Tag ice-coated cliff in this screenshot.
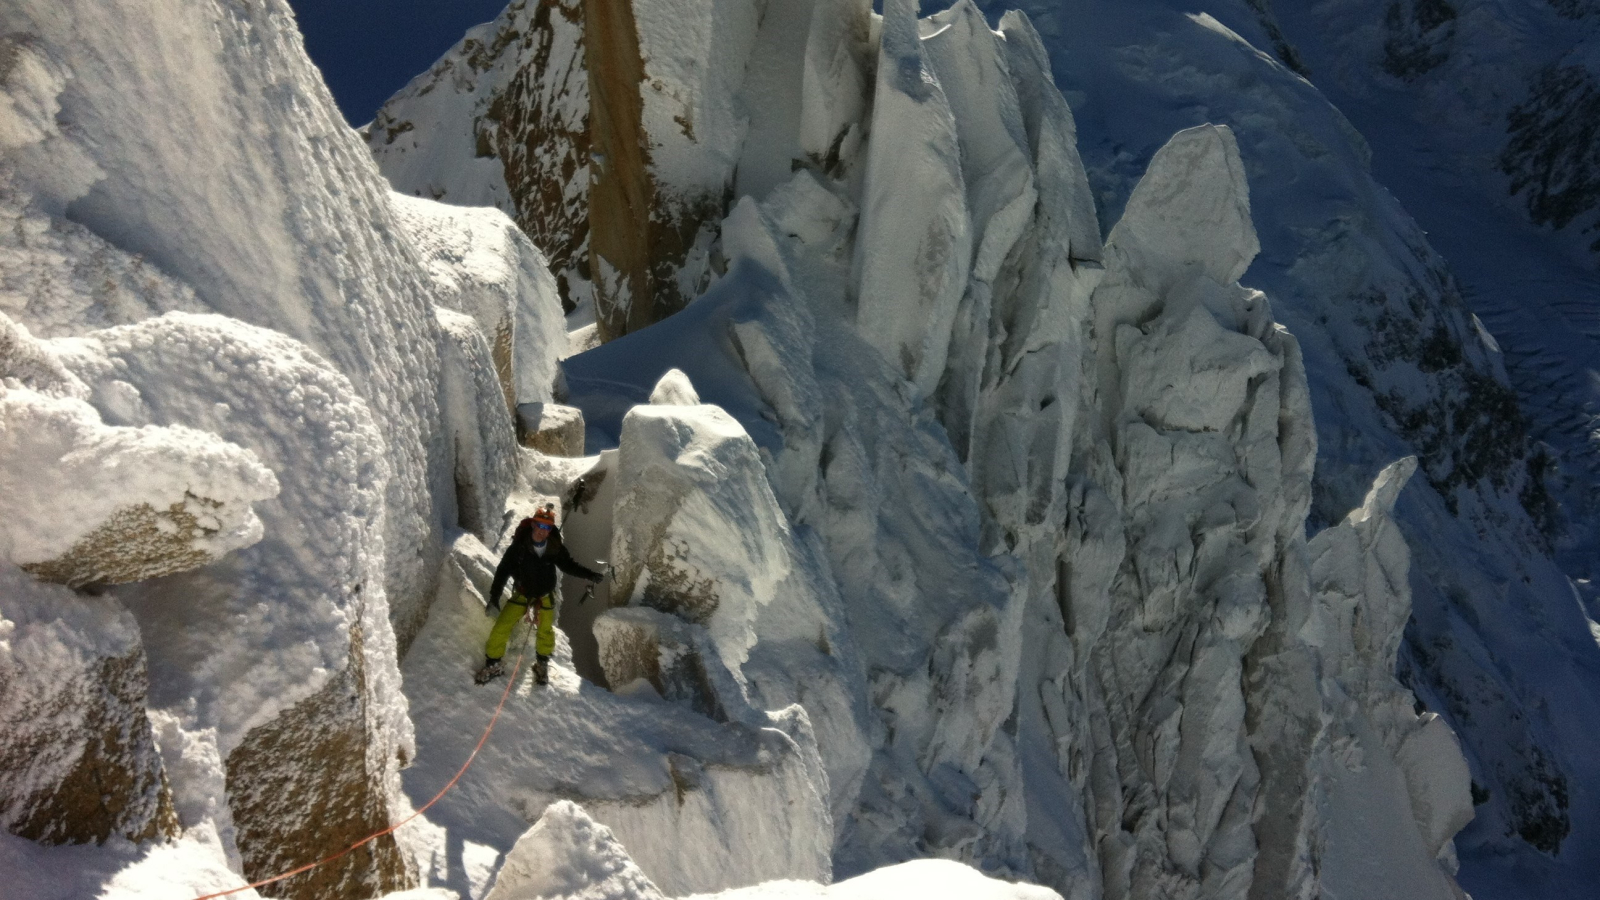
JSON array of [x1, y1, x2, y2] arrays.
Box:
[[0, 0, 559, 896]]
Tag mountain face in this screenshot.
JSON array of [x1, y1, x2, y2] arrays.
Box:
[[3, 1, 1593, 900]]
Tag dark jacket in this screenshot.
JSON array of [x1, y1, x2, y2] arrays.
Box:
[[488, 524, 601, 607]]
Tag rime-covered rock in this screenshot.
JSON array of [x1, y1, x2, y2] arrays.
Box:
[[435, 307, 518, 542], [55, 314, 415, 900], [0, 322, 277, 588], [0, 564, 178, 846], [517, 402, 587, 456], [392, 193, 567, 411]]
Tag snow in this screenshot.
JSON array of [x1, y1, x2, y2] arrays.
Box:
[[392, 192, 569, 408], [0, 381, 275, 577], [0, 0, 1524, 897], [851, 0, 972, 397]]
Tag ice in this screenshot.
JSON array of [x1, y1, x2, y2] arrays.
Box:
[[851, 0, 971, 397]]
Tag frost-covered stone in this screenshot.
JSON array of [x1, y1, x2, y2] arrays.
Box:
[[56, 315, 414, 900], [0, 564, 178, 845], [486, 801, 666, 900], [394, 193, 567, 410], [436, 307, 518, 542], [517, 402, 587, 456]]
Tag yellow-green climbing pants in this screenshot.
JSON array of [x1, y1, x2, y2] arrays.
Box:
[[486, 593, 557, 659]]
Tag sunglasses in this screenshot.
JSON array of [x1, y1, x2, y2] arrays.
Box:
[[532, 522, 553, 531]]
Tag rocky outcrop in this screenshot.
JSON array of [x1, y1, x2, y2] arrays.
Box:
[[392, 192, 568, 413], [0, 564, 178, 846], [608, 372, 872, 821], [225, 624, 410, 900], [517, 402, 586, 456], [435, 306, 519, 543]]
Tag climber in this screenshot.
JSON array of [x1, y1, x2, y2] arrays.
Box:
[[476, 503, 602, 686]]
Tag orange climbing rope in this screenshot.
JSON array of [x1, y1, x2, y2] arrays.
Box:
[[190, 616, 534, 900]]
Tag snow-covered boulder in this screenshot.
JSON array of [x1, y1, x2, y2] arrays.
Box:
[[393, 193, 566, 412], [1, 312, 277, 589], [0, 563, 178, 846], [486, 801, 665, 900], [611, 395, 784, 668], [518, 402, 587, 457], [609, 370, 872, 824]]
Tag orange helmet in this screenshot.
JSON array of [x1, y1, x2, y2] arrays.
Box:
[[531, 505, 557, 529]]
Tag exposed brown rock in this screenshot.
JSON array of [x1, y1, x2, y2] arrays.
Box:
[[585, 0, 654, 342], [515, 402, 585, 456], [484, 0, 593, 312], [22, 496, 232, 590], [0, 649, 179, 845], [593, 608, 727, 722], [225, 623, 411, 900]]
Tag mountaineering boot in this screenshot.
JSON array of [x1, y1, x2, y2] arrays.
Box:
[[534, 655, 550, 686], [475, 658, 505, 685]]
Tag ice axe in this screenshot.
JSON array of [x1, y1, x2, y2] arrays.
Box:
[[580, 560, 610, 605]]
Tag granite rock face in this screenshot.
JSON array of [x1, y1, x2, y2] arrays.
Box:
[[0, 565, 179, 847]]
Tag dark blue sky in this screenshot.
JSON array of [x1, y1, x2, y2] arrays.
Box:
[[286, 0, 509, 125]]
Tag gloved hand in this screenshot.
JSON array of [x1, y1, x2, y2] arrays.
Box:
[[485, 600, 500, 618]]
